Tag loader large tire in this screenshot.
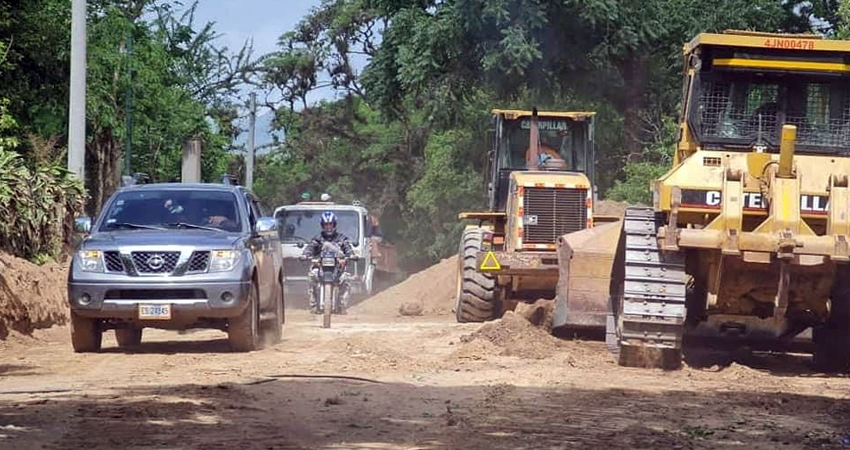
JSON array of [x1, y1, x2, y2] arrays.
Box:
[[813, 274, 850, 372], [455, 228, 499, 323]]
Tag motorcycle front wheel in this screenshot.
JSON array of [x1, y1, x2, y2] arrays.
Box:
[[323, 283, 334, 329]]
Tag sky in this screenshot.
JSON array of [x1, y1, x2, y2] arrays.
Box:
[[192, 0, 321, 58], [191, 0, 325, 151]]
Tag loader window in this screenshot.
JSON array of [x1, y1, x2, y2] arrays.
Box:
[[692, 71, 850, 152], [499, 118, 588, 172]]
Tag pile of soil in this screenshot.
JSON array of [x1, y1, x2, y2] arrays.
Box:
[[353, 255, 457, 317], [0, 252, 69, 339], [595, 200, 630, 217], [456, 311, 563, 360]]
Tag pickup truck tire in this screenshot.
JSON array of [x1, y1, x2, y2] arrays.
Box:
[[115, 328, 143, 348], [262, 277, 284, 345], [455, 228, 499, 323], [70, 311, 102, 353], [229, 280, 262, 352]]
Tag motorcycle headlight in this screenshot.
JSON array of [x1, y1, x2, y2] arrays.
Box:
[[78, 250, 104, 273], [321, 257, 336, 267], [210, 250, 240, 273]]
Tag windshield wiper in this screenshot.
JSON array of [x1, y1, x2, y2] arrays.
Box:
[[106, 222, 165, 231], [163, 222, 223, 232]]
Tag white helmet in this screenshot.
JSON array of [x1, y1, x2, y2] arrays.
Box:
[[320, 193, 332, 202]]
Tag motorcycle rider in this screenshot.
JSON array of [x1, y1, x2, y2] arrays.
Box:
[[299, 211, 354, 314]]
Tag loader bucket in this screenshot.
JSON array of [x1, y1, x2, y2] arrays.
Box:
[[552, 220, 623, 331]]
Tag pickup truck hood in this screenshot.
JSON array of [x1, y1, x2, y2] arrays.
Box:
[[83, 230, 243, 249]]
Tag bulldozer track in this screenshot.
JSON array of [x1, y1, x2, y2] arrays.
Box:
[[616, 207, 687, 369]]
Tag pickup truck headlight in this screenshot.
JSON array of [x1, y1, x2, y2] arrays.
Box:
[[78, 250, 104, 272], [210, 250, 240, 273]]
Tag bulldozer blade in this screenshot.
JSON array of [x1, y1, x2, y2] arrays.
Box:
[[552, 220, 623, 331]]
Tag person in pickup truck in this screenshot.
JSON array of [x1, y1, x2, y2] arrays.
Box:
[[202, 201, 239, 231], [299, 211, 354, 314]]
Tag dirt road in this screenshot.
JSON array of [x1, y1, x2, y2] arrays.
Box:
[[1, 305, 850, 450]]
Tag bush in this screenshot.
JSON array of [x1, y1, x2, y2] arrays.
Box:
[[606, 161, 670, 206], [0, 147, 86, 261]]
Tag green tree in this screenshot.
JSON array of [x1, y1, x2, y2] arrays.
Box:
[[253, 0, 839, 269]]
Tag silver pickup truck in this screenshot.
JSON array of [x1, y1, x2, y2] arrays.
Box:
[[67, 182, 284, 352]]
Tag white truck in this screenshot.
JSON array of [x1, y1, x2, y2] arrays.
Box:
[[273, 200, 398, 307]]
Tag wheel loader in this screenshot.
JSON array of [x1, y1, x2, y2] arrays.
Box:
[[455, 108, 604, 322], [556, 30, 850, 372]]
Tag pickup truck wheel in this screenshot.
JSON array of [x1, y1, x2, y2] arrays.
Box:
[[262, 277, 284, 345], [70, 311, 102, 353], [115, 328, 143, 348], [229, 281, 262, 352]]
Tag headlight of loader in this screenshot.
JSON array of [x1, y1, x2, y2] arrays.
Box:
[[78, 250, 104, 272], [210, 250, 240, 273]]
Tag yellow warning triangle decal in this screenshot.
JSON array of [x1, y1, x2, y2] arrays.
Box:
[[480, 251, 501, 271]]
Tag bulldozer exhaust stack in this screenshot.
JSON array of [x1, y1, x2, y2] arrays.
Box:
[[779, 124, 796, 179]]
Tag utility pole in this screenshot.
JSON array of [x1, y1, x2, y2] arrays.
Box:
[[181, 138, 201, 183], [246, 92, 256, 190], [68, 0, 87, 181], [124, 32, 133, 177]]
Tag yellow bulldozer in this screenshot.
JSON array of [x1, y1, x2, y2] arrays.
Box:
[[455, 108, 599, 322], [557, 30, 850, 372]]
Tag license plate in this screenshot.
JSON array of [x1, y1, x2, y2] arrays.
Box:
[[138, 304, 172, 320]]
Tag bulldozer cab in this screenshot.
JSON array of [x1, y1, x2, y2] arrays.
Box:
[[681, 31, 850, 159], [487, 110, 596, 211]]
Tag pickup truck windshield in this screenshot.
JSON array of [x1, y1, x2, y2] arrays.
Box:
[[276, 210, 360, 243], [100, 190, 243, 232]]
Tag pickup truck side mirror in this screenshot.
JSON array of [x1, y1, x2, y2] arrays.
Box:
[[254, 216, 277, 233], [74, 216, 92, 234]]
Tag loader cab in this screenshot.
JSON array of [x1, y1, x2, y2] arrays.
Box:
[[487, 110, 596, 211]]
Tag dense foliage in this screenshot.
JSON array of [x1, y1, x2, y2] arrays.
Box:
[[1, 0, 848, 267], [0, 101, 85, 261], [0, 0, 248, 259], [252, 0, 846, 269]]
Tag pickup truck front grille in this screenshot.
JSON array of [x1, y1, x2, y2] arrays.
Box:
[[186, 251, 211, 273], [104, 251, 125, 273], [523, 187, 588, 244], [131, 251, 180, 274]]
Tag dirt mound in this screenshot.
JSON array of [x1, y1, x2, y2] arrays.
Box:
[[595, 200, 629, 217], [398, 301, 424, 316], [353, 255, 457, 317], [0, 253, 69, 339], [455, 311, 562, 359]]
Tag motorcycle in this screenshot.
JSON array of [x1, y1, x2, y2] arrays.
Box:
[[310, 242, 357, 328]]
